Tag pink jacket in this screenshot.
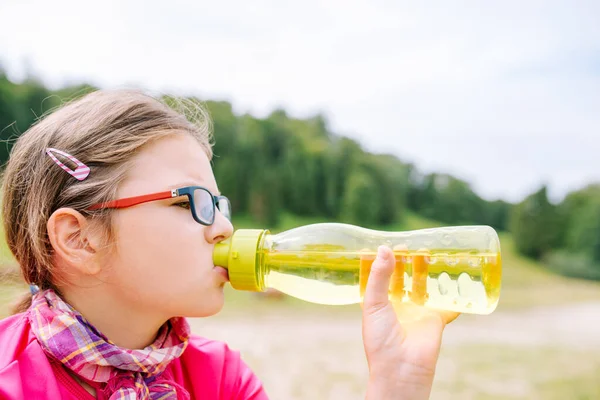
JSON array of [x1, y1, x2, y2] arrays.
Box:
[[0, 312, 268, 399]]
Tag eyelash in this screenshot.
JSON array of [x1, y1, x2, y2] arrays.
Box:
[[174, 201, 191, 209]]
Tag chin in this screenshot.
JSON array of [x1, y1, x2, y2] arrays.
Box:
[[180, 292, 225, 318]]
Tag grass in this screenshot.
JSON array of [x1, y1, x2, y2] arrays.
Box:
[[2, 212, 600, 398], [0, 221, 14, 267], [231, 209, 441, 233], [3, 211, 600, 316], [192, 303, 600, 399], [0, 282, 27, 317], [0, 221, 27, 318], [495, 232, 600, 310], [433, 344, 600, 400], [212, 212, 600, 398], [230, 211, 600, 312]]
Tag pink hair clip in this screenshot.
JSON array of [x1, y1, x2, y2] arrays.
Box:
[[46, 148, 90, 181]]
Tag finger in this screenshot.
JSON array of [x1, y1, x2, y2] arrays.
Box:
[[362, 245, 395, 311], [440, 311, 460, 325]]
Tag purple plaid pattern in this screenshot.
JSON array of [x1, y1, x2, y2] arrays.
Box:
[[29, 289, 191, 399]]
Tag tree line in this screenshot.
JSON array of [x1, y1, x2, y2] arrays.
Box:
[[1, 70, 598, 279]]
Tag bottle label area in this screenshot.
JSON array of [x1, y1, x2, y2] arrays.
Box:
[[263, 250, 501, 314]]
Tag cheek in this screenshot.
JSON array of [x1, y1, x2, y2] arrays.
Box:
[[107, 207, 224, 317], [110, 207, 209, 286]]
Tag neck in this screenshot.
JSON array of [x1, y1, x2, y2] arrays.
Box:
[[59, 286, 167, 350]]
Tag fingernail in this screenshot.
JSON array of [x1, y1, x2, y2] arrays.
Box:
[[377, 246, 389, 260]]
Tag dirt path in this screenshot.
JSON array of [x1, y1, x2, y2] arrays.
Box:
[[442, 302, 600, 349], [187, 302, 600, 399], [190, 301, 600, 350]]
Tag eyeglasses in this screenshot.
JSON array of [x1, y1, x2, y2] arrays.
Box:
[[88, 186, 231, 226]]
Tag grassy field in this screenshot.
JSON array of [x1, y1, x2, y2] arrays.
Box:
[[230, 211, 600, 312], [1, 212, 600, 398]]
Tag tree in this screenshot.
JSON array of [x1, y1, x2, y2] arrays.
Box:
[[559, 184, 600, 263], [510, 186, 563, 259], [341, 167, 381, 227]]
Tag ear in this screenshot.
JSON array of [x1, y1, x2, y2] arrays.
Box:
[[47, 208, 103, 276]]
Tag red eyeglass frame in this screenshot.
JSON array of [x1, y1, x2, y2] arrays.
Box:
[[87, 186, 231, 226]]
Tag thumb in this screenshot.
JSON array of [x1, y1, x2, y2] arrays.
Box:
[[362, 245, 395, 312]]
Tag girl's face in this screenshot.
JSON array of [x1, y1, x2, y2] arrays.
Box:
[[103, 134, 234, 318]]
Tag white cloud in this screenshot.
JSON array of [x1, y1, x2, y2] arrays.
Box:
[[0, 0, 598, 202]]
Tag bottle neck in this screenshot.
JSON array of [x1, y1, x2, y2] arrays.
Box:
[[256, 232, 272, 291], [222, 228, 270, 292]]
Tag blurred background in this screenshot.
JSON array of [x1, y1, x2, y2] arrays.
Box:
[[1, 1, 599, 398]]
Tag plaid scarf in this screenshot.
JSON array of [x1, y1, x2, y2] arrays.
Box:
[[29, 289, 191, 400]]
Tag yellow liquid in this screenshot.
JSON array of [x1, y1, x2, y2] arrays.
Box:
[[261, 250, 501, 314]]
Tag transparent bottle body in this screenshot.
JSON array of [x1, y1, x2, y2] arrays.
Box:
[[257, 223, 502, 314]]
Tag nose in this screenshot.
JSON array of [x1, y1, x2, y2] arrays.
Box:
[[205, 210, 234, 244]]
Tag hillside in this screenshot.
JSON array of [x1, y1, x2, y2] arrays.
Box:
[[3, 212, 599, 317]]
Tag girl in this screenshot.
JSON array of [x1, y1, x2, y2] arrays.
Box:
[[0, 89, 457, 399]]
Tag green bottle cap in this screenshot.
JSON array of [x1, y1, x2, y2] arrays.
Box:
[[213, 229, 267, 292]]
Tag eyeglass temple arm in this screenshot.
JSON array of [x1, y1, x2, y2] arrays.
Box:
[[88, 190, 177, 210]]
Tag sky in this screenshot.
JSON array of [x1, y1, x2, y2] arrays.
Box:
[[0, 0, 598, 203]]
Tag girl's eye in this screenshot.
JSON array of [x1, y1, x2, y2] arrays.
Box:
[[174, 201, 191, 210]]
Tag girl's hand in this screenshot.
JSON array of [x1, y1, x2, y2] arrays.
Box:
[[362, 246, 459, 399]]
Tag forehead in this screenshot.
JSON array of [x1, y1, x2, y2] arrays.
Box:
[[118, 134, 218, 197]]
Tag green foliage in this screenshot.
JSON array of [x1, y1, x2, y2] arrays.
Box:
[[543, 250, 600, 281], [2, 67, 600, 281], [408, 173, 510, 230], [559, 185, 600, 261], [341, 166, 380, 226], [0, 71, 96, 166], [510, 186, 563, 259], [509, 182, 600, 279], [567, 202, 600, 262]]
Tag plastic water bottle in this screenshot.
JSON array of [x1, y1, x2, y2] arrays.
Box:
[[213, 223, 502, 314]]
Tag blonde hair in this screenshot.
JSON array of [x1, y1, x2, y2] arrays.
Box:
[[1, 89, 213, 313]]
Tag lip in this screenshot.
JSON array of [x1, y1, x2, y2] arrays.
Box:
[[213, 266, 229, 282]]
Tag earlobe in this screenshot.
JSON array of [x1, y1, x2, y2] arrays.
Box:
[[47, 208, 101, 276]]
